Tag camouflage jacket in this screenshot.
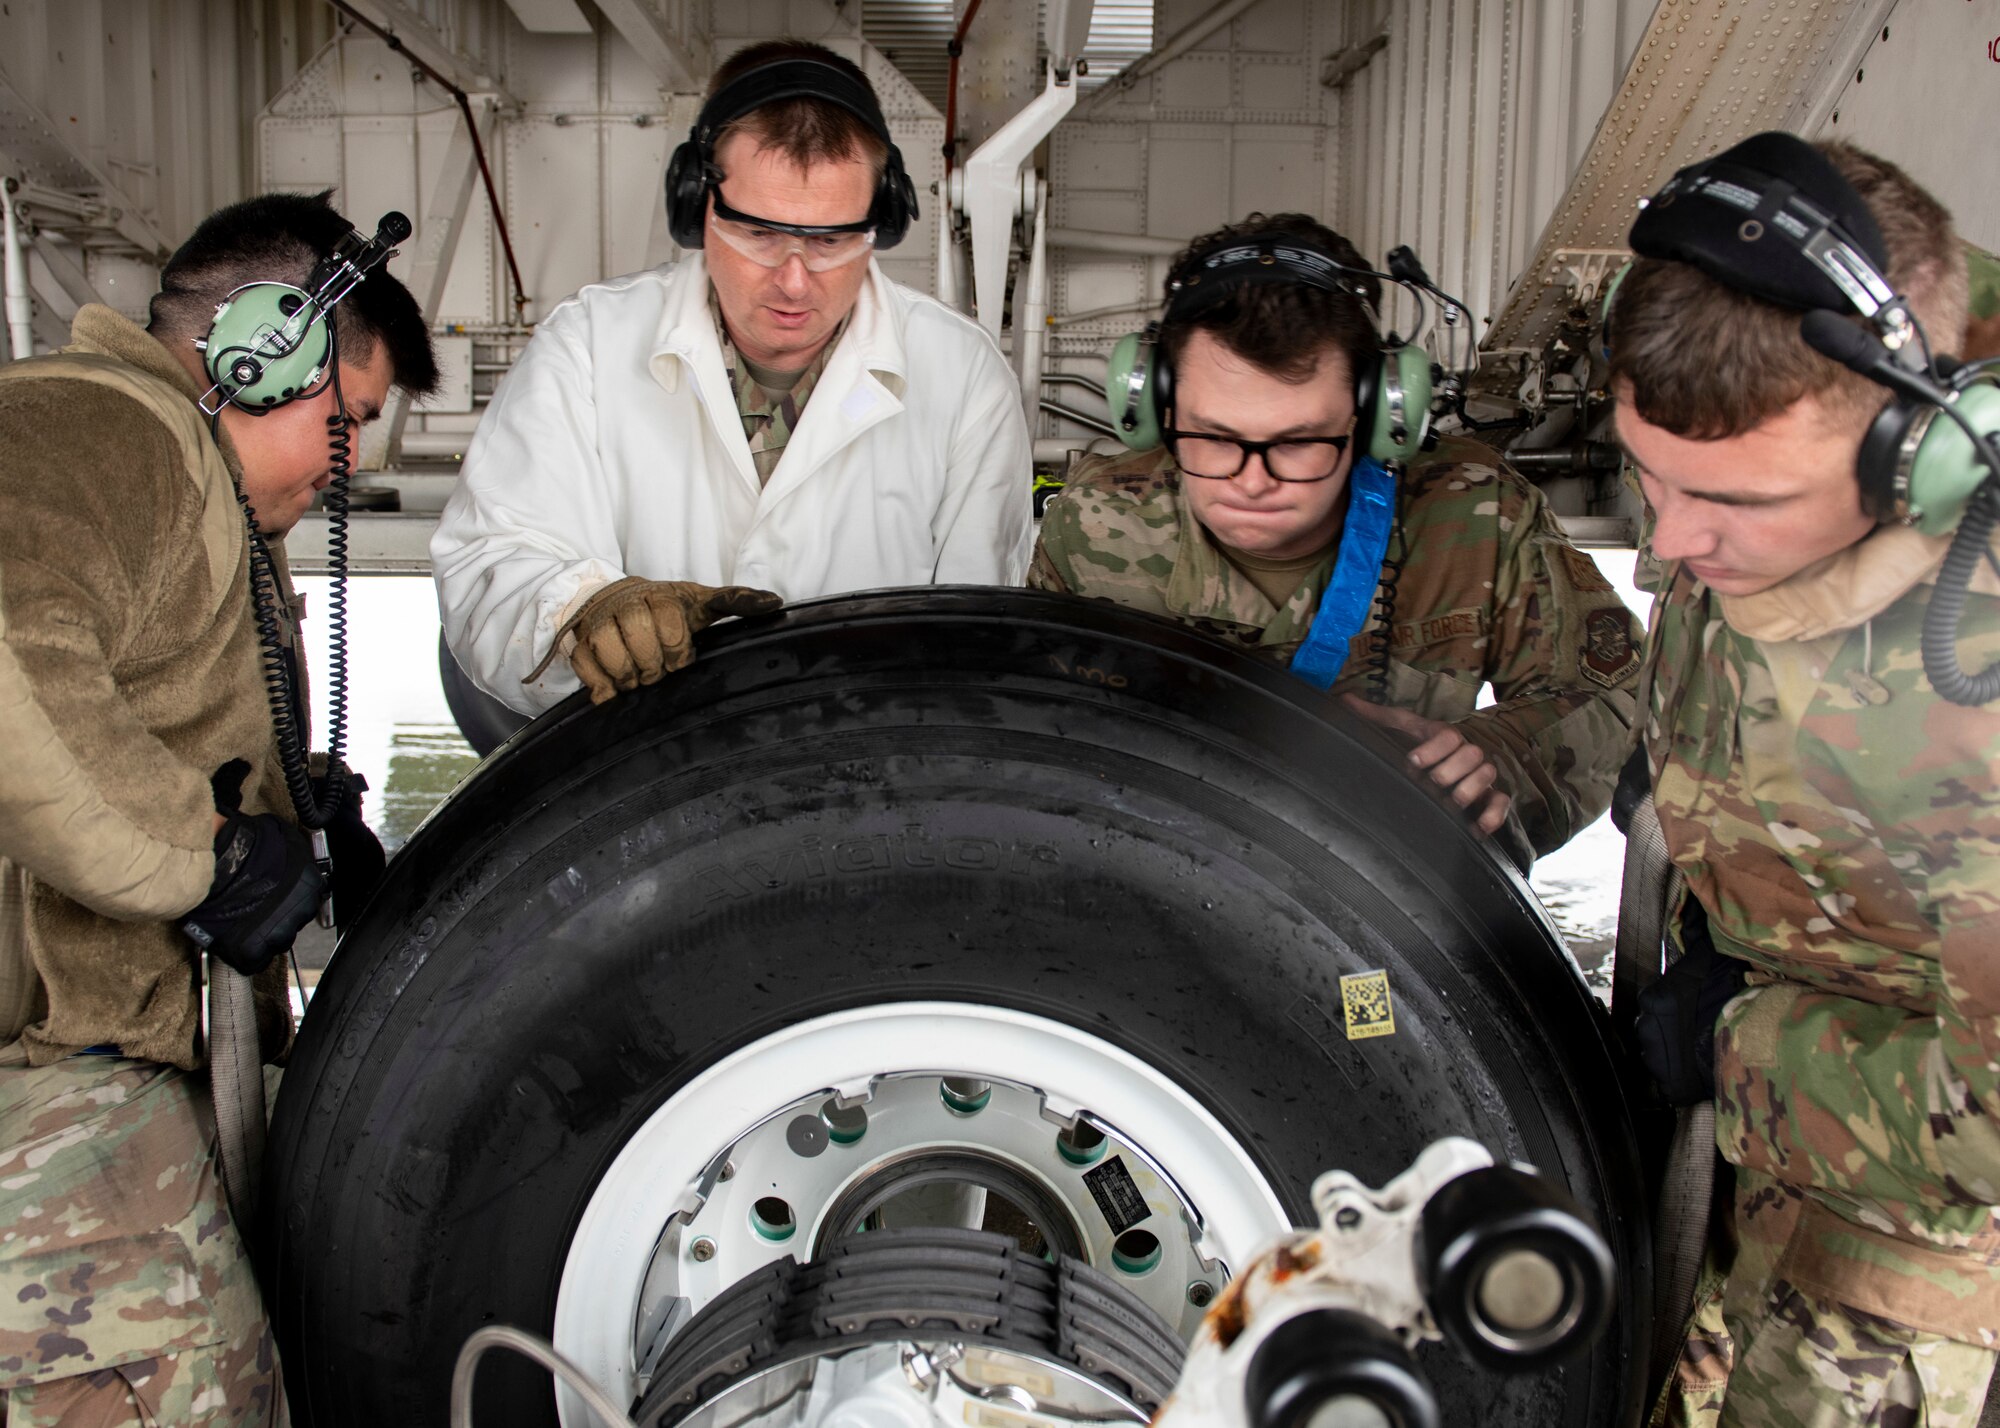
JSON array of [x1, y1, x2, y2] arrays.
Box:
[[1030, 439, 1643, 856], [0, 307, 294, 1070], [1643, 523, 2000, 1313]]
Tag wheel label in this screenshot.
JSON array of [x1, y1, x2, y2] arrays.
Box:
[[1340, 969, 1397, 1040], [1083, 1155, 1152, 1234]]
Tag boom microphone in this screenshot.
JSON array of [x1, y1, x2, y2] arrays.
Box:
[[1799, 309, 1940, 404], [1386, 245, 1433, 289]]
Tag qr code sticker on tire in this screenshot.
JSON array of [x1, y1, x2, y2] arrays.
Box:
[[1340, 969, 1396, 1040]]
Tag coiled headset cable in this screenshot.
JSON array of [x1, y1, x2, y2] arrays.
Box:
[[1364, 488, 1410, 704], [216, 319, 353, 832]]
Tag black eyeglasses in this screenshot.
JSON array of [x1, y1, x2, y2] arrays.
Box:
[[1164, 429, 1353, 482]]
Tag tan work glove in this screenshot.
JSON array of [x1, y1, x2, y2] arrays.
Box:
[[524, 577, 783, 704]]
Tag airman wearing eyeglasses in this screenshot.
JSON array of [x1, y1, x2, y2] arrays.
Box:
[[434, 40, 1032, 713], [1030, 214, 1642, 861]]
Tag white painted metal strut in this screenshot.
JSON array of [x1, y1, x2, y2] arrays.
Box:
[[960, 61, 1079, 340], [2, 182, 30, 361]]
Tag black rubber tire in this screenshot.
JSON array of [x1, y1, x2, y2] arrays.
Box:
[[636, 1227, 1185, 1426], [264, 588, 1649, 1428]]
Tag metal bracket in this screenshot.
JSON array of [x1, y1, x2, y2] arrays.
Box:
[[1547, 248, 1630, 308]]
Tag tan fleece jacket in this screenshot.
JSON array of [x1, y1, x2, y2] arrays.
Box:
[[0, 306, 295, 1069]]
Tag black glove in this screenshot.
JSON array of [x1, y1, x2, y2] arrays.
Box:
[[313, 769, 386, 929], [181, 761, 326, 975], [1632, 902, 1747, 1105], [1610, 745, 1651, 836]]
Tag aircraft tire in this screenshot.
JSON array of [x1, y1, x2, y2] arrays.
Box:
[[264, 588, 1648, 1428]]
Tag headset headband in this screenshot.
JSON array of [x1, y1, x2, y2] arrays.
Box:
[[1166, 241, 1381, 326], [696, 58, 892, 150], [1630, 131, 1909, 344]]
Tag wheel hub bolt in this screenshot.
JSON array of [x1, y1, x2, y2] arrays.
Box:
[[691, 1237, 716, 1262], [940, 1077, 992, 1115]]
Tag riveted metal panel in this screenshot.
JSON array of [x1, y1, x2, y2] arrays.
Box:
[[1480, 0, 1896, 364], [342, 116, 426, 232], [505, 113, 603, 315], [1146, 131, 1228, 237], [1233, 3, 1302, 54], [1227, 128, 1319, 218], [261, 117, 345, 194], [438, 149, 498, 326], [1814, 6, 2000, 250], [1156, 50, 1234, 110], [1232, 53, 1309, 115], [599, 119, 668, 278], [1044, 0, 1345, 386]]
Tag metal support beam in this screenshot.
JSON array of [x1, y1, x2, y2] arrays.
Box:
[[28, 298, 66, 353], [0, 68, 172, 259], [26, 262, 81, 329], [335, 0, 505, 95], [502, 0, 592, 32], [1479, 0, 1899, 369], [27, 232, 104, 311], [363, 96, 491, 469], [1089, 0, 1268, 107], [591, 0, 708, 91]]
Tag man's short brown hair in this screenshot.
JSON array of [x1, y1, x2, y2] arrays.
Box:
[[1609, 141, 1968, 438], [708, 41, 888, 177], [1160, 213, 1381, 391]]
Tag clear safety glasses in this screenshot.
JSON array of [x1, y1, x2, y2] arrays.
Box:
[[708, 194, 876, 272]]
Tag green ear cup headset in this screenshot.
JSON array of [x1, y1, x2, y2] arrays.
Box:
[[1105, 239, 1436, 464], [1617, 132, 1998, 534], [196, 211, 412, 416], [198, 283, 336, 414], [197, 211, 412, 869], [1619, 129, 2000, 706]]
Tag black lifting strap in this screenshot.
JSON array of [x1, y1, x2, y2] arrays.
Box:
[[1611, 748, 1716, 1392]]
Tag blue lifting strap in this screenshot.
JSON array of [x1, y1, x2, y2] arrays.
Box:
[[1288, 456, 1396, 690]]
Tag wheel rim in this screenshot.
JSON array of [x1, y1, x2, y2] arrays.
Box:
[[552, 1002, 1288, 1422]]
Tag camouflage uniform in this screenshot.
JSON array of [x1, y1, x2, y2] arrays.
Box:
[[1641, 523, 2000, 1427], [1029, 438, 1643, 856], [0, 1059, 276, 1427], [720, 316, 842, 486]]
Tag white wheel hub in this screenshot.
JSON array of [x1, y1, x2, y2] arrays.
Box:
[[553, 1003, 1287, 1423]]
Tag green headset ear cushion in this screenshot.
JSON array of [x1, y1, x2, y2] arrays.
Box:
[[205, 283, 332, 410], [1366, 343, 1434, 464], [1906, 380, 2000, 535], [1598, 261, 1633, 362], [1107, 329, 1165, 451]]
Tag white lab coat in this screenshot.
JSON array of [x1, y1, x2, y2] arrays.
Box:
[[433, 254, 1033, 713]]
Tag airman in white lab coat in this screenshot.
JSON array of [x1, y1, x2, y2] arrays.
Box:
[[435, 40, 1031, 714]]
